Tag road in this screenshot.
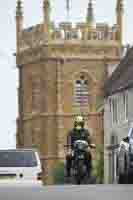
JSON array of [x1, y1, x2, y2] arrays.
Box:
[[0, 185, 133, 200]]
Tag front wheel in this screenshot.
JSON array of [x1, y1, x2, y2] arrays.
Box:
[[74, 159, 86, 184]]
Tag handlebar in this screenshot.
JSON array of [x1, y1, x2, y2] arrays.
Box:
[[64, 144, 72, 148], [89, 144, 96, 149], [64, 143, 96, 148]]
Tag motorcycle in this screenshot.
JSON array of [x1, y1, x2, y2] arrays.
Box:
[[71, 140, 95, 184]]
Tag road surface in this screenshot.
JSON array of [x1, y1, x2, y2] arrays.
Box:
[[0, 184, 133, 200]]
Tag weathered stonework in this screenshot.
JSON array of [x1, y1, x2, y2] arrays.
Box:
[[16, 0, 123, 184]]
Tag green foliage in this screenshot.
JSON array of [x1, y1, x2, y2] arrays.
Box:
[[92, 145, 104, 184], [53, 161, 65, 184], [53, 146, 104, 184]]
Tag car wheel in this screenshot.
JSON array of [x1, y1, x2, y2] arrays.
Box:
[[117, 153, 128, 184], [118, 173, 127, 184]]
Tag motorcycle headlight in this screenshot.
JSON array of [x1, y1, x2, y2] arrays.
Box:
[[74, 140, 88, 150], [78, 143, 84, 150]]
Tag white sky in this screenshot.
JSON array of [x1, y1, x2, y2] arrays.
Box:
[[0, 0, 133, 148]]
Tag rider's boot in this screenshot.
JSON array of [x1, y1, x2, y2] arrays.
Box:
[[85, 153, 92, 177], [65, 154, 72, 177]]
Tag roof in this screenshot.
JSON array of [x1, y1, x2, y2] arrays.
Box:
[[104, 46, 133, 97], [0, 148, 38, 152]]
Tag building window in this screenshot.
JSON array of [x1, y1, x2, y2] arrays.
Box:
[[87, 32, 91, 40], [111, 98, 118, 124], [97, 31, 104, 40], [65, 31, 71, 40], [109, 133, 118, 183], [72, 31, 78, 39], [92, 32, 98, 40], [123, 92, 128, 121], [74, 75, 89, 107], [109, 98, 112, 112]]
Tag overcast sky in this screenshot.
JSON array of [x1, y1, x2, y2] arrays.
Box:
[[0, 0, 133, 149]]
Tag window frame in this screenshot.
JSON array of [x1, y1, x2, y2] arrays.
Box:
[[110, 97, 118, 125], [74, 77, 89, 107], [123, 91, 128, 122]]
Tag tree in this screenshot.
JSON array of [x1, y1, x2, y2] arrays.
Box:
[[53, 161, 65, 184], [92, 145, 104, 184]]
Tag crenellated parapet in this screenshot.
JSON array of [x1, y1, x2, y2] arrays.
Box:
[[17, 21, 119, 53], [57, 22, 118, 41], [15, 0, 123, 54], [19, 24, 44, 51]]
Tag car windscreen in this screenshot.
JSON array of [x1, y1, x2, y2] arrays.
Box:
[[0, 151, 37, 167]]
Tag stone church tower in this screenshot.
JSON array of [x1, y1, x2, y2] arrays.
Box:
[[16, 0, 123, 184]]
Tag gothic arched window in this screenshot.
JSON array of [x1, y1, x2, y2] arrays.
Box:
[[74, 75, 89, 107]]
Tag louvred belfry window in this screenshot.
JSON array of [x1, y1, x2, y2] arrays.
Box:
[[75, 76, 89, 107]]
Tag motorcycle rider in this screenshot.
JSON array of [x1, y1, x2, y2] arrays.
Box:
[[65, 115, 92, 177]]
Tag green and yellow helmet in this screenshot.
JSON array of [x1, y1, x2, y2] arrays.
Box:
[[74, 115, 85, 129]]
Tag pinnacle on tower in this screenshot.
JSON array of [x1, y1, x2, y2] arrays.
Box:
[[116, 0, 124, 45], [16, 0, 23, 31], [16, 0, 23, 52], [16, 0, 23, 17], [43, 0, 51, 41], [86, 0, 94, 25], [43, 0, 51, 22], [116, 0, 124, 12], [43, 0, 50, 10]]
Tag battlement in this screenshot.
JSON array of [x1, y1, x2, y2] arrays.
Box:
[[19, 21, 119, 51], [16, 0, 123, 52]]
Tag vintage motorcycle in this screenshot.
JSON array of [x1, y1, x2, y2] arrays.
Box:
[[70, 140, 95, 184]]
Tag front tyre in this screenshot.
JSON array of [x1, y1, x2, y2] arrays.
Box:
[[75, 159, 85, 184]]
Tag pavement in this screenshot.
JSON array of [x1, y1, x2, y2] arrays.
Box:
[[0, 180, 43, 186], [0, 185, 133, 200]]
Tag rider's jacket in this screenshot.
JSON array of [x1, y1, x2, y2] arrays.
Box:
[[67, 128, 91, 149]]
